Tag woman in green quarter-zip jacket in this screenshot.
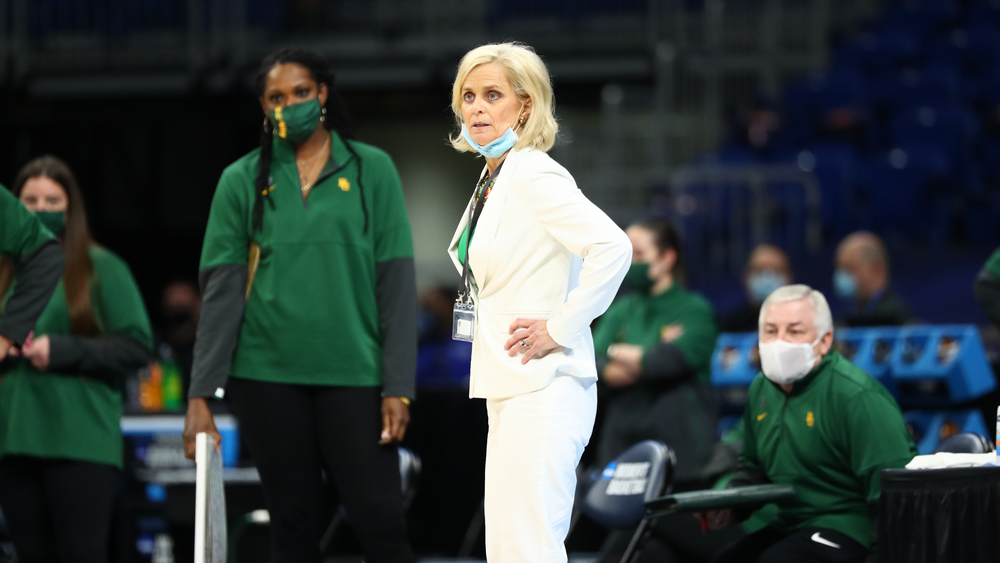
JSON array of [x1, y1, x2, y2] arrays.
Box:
[[0, 183, 64, 357], [0, 156, 153, 563], [182, 48, 417, 563]]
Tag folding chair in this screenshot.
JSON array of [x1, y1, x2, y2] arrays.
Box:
[[582, 440, 675, 563], [932, 432, 995, 454]]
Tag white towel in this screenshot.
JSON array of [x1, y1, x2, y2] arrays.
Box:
[[904, 452, 996, 469]]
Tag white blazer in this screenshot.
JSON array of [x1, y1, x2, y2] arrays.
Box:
[[448, 148, 632, 400]]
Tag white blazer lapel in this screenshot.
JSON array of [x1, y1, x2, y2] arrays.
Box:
[[471, 149, 527, 294], [448, 163, 490, 274]]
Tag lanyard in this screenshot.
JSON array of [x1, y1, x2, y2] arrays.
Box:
[[458, 161, 505, 305]]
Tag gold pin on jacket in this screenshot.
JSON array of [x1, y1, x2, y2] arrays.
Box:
[[339, 177, 351, 191]]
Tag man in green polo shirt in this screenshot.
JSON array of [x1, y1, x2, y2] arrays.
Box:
[[707, 284, 916, 563], [0, 185, 64, 357]]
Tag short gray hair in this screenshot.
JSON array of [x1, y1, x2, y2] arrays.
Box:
[[758, 284, 833, 336]]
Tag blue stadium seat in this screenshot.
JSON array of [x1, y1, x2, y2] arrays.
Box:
[[780, 144, 860, 235], [882, 67, 963, 106], [834, 29, 922, 77], [889, 104, 981, 192], [879, 0, 960, 38], [858, 145, 951, 240]]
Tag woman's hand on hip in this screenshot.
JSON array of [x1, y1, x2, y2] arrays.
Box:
[[380, 397, 411, 445], [183, 398, 222, 460], [505, 318, 560, 365]]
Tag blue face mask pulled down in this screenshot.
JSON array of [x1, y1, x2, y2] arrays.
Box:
[[747, 270, 787, 304], [833, 269, 858, 300], [461, 123, 520, 159]]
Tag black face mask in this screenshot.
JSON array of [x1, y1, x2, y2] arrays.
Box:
[[163, 310, 195, 337]]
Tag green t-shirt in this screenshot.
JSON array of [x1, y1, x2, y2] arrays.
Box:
[[200, 131, 413, 387], [592, 284, 718, 381], [740, 351, 917, 547], [0, 246, 153, 468], [0, 184, 53, 260]]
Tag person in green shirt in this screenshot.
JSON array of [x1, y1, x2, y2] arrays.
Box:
[[0, 182, 64, 357], [593, 219, 729, 562], [704, 284, 916, 563], [0, 155, 153, 563], [181, 49, 417, 563], [973, 247, 1000, 327]]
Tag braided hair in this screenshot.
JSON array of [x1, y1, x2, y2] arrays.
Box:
[[252, 48, 368, 233]]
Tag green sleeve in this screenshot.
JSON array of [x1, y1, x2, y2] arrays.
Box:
[[199, 168, 252, 269], [665, 301, 719, 372], [984, 248, 1000, 278], [842, 392, 917, 504], [593, 297, 627, 366], [92, 249, 154, 347], [737, 388, 763, 473], [0, 185, 53, 260], [369, 149, 414, 262]]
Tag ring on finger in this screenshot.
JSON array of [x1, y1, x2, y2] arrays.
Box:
[[520, 339, 529, 348]]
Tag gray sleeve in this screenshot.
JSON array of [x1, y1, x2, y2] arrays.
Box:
[[974, 270, 1000, 328], [0, 239, 65, 345], [642, 342, 694, 381], [48, 334, 152, 382], [187, 264, 247, 399], [376, 257, 417, 400]]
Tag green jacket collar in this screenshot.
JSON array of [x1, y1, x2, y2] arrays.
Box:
[[271, 129, 354, 180]]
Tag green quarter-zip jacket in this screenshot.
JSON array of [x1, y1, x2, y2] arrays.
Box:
[[734, 351, 916, 547], [0, 246, 153, 468], [592, 285, 720, 481], [0, 185, 65, 345], [189, 131, 417, 399]]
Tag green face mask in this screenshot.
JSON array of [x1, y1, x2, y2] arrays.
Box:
[[623, 262, 654, 292], [270, 98, 322, 145], [34, 211, 66, 237]]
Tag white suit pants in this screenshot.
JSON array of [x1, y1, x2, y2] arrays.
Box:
[[484, 374, 598, 563]]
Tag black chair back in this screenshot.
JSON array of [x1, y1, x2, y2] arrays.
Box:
[[582, 440, 675, 529]]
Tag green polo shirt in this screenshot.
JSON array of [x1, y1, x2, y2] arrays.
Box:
[[199, 131, 413, 387], [740, 351, 917, 547], [593, 284, 718, 381], [0, 246, 153, 468], [0, 185, 52, 260]]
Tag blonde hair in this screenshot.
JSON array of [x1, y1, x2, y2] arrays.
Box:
[[759, 284, 834, 337], [449, 42, 559, 154]]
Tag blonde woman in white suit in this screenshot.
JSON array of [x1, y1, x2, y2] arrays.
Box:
[[447, 43, 633, 562]]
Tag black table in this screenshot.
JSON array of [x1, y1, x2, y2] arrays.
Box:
[[878, 466, 1000, 563]]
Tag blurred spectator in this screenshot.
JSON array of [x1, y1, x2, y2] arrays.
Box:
[[415, 285, 470, 390], [418, 285, 457, 345], [593, 219, 729, 562], [834, 231, 914, 327], [724, 96, 792, 160], [720, 244, 793, 333], [0, 156, 153, 563], [159, 279, 201, 391], [705, 285, 916, 563]]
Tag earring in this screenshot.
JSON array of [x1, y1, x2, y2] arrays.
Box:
[[519, 115, 526, 124], [263, 117, 271, 133], [320, 107, 327, 123]]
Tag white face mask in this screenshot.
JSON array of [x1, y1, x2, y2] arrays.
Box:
[[759, 335, 825, 385]]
